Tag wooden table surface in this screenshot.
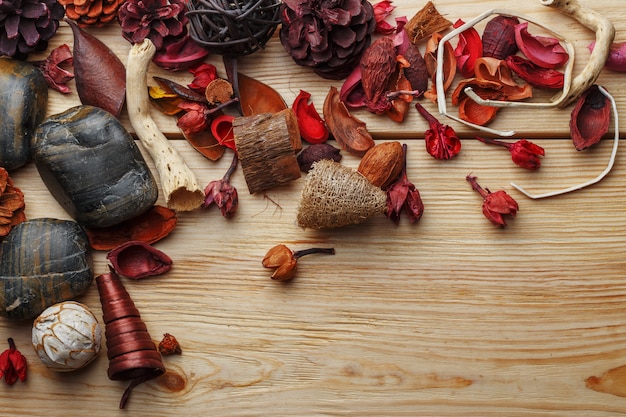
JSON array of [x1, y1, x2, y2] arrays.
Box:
[[4, 0, 626, 415]]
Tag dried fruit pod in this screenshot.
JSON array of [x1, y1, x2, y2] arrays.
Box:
[[32, 301, 102, 372], [107, 241, 173, 280], [296, 160, 387, 229], [357, 141, 404, 189], [96, 269, 165, 409], [233, 109, 302, 194]]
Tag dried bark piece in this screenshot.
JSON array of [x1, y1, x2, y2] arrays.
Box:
[[323, 86, 374, 156], [233, 109, 302, 194], [405, 1, 451, 44]]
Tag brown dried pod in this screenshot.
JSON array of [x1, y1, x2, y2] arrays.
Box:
[[357, 141, 404, 189], [297, 143, 342, 173], [296, 160, 387, 229], [67, 19, 126, 118], [570, 85, 610, 151], [323, 86, 375, 156], [482, 15, 520, 59], [238, 72, 287, 116], [107, 241, 173, 280], [205, 78, 234, 105], [96, 268, 165, 409], [360, 36, 397, 112], [405, 1, 452, 44], [85, 205, 178, 251], [403, 42, 429, 94]]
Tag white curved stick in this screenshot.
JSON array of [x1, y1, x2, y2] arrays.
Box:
[[511, 86, 619, 199]]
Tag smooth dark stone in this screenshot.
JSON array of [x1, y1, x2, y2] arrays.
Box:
[[0, 218, 93, 320], [0, 57, 48, 171], [32, 105, 159, 228]]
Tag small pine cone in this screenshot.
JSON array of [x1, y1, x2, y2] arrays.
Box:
[[0, 0, 65, 59], [118, 0, 187, 51], [60, 0, 125, 27], [279, 0, 376, 80], [0, 167, 26, 237]]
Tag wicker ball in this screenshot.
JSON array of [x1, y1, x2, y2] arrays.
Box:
[[186, 0, 281, 56]]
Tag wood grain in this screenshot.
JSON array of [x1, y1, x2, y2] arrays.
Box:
[[3, 0, 626, 415]]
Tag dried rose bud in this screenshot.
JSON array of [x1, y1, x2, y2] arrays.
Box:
[[297, 143, 342, 173], [415, 103, 461, 160], [466, 175, 518, 227], [158, 333, 182, 356], [202, 153, 239, 218], [33, 44, 74, 94], [262, 244, 335, 281], [0, 338, 27, 385], [476, 137, 545, 170]]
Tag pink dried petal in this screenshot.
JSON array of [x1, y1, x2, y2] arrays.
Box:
[[453, 19, 482, 78], [107, 241, 173, 279]]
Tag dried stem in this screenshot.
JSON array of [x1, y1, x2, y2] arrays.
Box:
[[293, 248, 336, 259]]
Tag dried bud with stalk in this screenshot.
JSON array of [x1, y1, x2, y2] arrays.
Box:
[[202, 152, 239, 218], [386, 144, 424, 224], [262, 244, 335, 281], [466, 175, 518, 227], [476, 137, 545, 170]]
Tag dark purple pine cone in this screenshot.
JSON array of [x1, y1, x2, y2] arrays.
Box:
[[279, 0, 375, 80], [0, 0, 65, 59]]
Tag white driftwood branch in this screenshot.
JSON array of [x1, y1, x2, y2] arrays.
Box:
[[126, 39, 204, 211]]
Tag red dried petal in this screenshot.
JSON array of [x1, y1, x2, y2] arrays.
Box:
[[415, 103, 461, 160], [210, 114, 236, 150], [292, 90, 329, 144], [188, 63, 218, 92], [373, 0, 395, 34], [504, 55, 564, 89], [514, 22, 569, 69], [453, 19, 482, 78]]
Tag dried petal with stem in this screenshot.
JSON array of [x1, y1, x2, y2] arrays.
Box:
[[385, 143, 424, 224], [466, 175, 518, 227], [476, 136, 545, 170], [202, 152, 239, 218], [262, 244, 335, 281], [415, 103, 461, 160], [0, 338, 27, 385]]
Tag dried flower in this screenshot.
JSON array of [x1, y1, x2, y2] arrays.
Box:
[[373, 0, 395, 34], [514, 21, 569, 69], [210, 114, 236, 151], [0, 0, 65, 59], [415, 102, 461, 160], [297, 143, 342, 172], [292, 90, 329, 144], [188, 63, 218, 93], [386, 144, 424, 224], [0, 338, 27, 385], [466, 175, 518, 227], [152, 35, 209, 71], [504, 55, 564, 89], [570, 85, 610, 151], [32, 44, 74, 94], [158, 333, 182, 355], [176, 101, 210, 136], [202, 152, 239, 218], [0, 167, 26, 237], [262, 244, 335, 281], [453, 18, 482, 78], [481, 15, 519, 59], [476, 137, 545, 170], [279, 0, 376, 80]]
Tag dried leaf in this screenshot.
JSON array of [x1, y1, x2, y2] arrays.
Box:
[[323, 86, 374, 156], [148, 86, 184, 115], [153, 76, 206, 102], [238, 72, 287, 116]]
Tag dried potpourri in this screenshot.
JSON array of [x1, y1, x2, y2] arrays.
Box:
[[569, 85, 610, 151], [158, 333, 182, 356], [202, 152, 239, 218], [107, 240, 173, 279], [385, 144, 424, 224], [279, 0, 376, 80], [262, 244, 335, 281], [372, 0, 396, 35], [32, 44, 74, 94], [61, 0, 123, 26], [0, 167, 26, 237], [0, 0, 64, 59], [466, 175, 518, 227], [415, 102, 461, 160], [0, 338, 27, 385], [476, 136, 545, 170], [292, 90, 329, 144]]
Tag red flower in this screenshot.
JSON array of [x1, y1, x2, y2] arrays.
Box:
[[373, 0, 396, 35], [292, 90, 329, 144], [415, 103, 461, 160], [202, 153, 238, 218], [386, 144, 424, 224], [33, 44, 74, 94], [0, 338, 27, 385], [176, 101, 210, 136], [187, 63, 218, 93], [453, 19, 482, 78], [476, 136, 545, 170], [466, 175, 518, 227]]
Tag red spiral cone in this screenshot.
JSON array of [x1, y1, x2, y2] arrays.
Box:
[[96, 267, 165, 409]]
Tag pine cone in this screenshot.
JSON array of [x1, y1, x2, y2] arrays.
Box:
[[279, 0, 376, 80], [0, 167, 26, 237], [60, 0, 124, 27], [118, 0, 187, 51], [0, 0, 65, 59]]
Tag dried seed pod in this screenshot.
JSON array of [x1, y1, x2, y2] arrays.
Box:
[[32, 301, 102, 372], [96, 269, 165, 409], [482, 15, 519, 59], [357, 141, 404, 189], [67, 19, 126, 118], [296, 160, 387, 229], [323, 86, 375, 156], [297, 143, 342, 173], [107, 241, 173, 280], [570, 84, 610, 151], [0, 219, 93, 320]]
